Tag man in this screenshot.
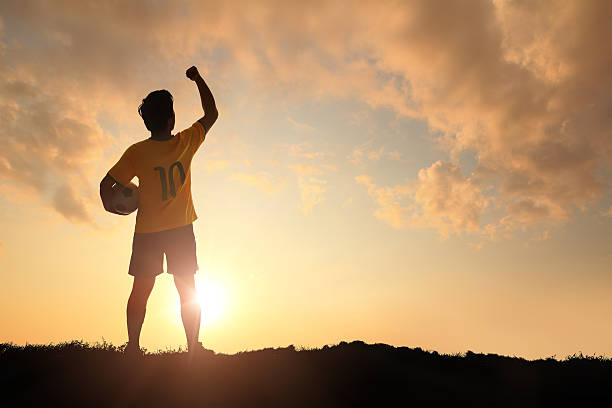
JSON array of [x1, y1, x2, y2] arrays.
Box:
[[100, 66, 218, 356]]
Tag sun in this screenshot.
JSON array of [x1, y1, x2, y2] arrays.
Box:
[[195, 278, 228, 325]]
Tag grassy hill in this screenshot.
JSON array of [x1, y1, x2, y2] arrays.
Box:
[[2, 340, 612, 407]]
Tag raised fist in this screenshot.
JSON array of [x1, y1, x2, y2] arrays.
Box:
[[186, 66, 200, 81]]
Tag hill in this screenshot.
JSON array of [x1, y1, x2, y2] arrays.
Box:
[[2, 340, 612, 407]]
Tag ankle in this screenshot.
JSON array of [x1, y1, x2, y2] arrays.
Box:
[[126, 341, 140, 350]]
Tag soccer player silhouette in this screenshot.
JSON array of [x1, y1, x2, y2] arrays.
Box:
[[100, 66, 218, 357]]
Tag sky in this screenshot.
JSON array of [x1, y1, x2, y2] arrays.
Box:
[[0, 0, 611, 359]]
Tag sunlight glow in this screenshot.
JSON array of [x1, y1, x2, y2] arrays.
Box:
[[195, 278, 228, 325]]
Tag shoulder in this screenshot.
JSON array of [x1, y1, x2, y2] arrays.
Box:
[[120, 140, 150, 163], [129, 139, 152, 152], [171, 124, 201, 150], [194, 120, 205, 135], [182, 121, 206, 144], [179, 121, 204, 135]]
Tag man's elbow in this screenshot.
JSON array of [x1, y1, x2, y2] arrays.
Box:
[[99, 179, 107, 198], [99, 184, 109, 207], [202, 108, 218, 130], [99, 175, 115, 208], [209, 107, 219, 122]]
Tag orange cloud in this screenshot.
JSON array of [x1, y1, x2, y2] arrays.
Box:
[[1, 0, 610, 234], [348, 142, 403, 166], [412, 161, 489, 238], [371, 1, 610, 231], [288, 164, 329, 214], [288, 142, 334, 160], [298, 177, 327, 215], [0, 75, 106, 224], [355, 174, 411, 229], [286, 117, 316, 134], [52, 185, 92, 224], [203, 160, 230, 174], [229, 171, 285, 195]]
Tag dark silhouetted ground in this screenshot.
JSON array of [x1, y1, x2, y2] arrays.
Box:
[[2, 340, 611, 407]]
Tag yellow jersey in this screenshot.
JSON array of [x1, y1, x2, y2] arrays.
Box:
[[108, 122, 205, 233]]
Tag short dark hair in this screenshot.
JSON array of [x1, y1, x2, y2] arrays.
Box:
[[138, 90, 174, 132]]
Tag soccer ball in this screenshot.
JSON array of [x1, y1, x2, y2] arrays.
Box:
[[111, 181, 139, 215]]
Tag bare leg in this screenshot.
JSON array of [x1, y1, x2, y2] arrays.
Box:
[[126, 275, 156, 349], [173, 274, 201, 350]]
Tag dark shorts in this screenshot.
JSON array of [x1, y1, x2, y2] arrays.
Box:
[[128, 223, 198, 277]]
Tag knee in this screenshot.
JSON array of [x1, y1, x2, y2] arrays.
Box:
[[178, 290, 197, 307], [128, 290, 149, 310], [174, 276, 196, 301], [176, 288, 199, 310], [129, 277, 155, 307]]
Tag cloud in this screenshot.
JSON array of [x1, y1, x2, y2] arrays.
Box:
[[238, 0, 611, 233], [288, 164, 328, 214], [355, 174, 411, 229], [1, 0, 611, 235], [288, 164, 323, 178], [287, 117, 316, 134], [348, 149, 364, 166], [0, 74, 105, 224], [52, 184, 92, 223], [342, 1, 612, 236], [356, 161, 489, 239], [356, 160, 568, 241], [288, 142, 334, 160], [229, 171, 285, 194], [298, 177, 327, 215], [284, 141, 336, 214], [204, 160, 230, 174], [374, 0, 611, 232], [386, 151, 402, 161], [412, 161, 489, 238], [348, 142, 403, 166]]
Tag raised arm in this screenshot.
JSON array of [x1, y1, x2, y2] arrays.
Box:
[[186, 66, 218, 133]]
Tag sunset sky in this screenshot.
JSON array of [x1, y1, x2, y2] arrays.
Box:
[[1, 1, 611, 359]]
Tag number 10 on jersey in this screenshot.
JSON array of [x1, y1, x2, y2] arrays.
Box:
[[154, 161, 186, 201]]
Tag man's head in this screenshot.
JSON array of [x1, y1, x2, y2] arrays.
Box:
[[138, 90, 175, 133]]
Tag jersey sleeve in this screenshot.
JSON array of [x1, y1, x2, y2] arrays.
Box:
[[108, 147, 136, 186], [181, 121, 206, 151]]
